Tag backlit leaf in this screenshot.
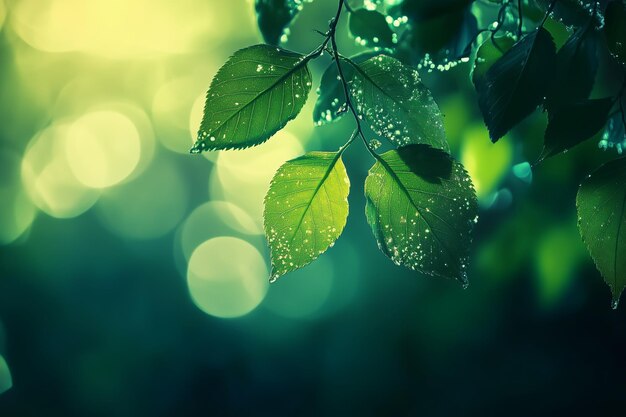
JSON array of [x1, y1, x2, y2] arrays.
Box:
[[348, 9, 395, 48], [577, 157, 626, 307], [599, 109, 626, 154], [264, 151, 350, 281], [476, 28, 557, 142], [348, 55, 449, 151], [192, 45, 311, 152], [364, 145, 478, 282]]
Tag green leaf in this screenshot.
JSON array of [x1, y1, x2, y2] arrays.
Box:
[[577, 157, 626, 308], [347, 55, 449, 151], [313, 54, 372, 126], [605, 0, 626, 66], [476, 27, 557, 142], [264, 151, 350, 281], [348, 9, 395, 48], [542, 98, 613, 159], [364, 145, 478, 282], [255, 0, 309, 45], [537, 0, 601, 28], [471, 36, 516, 87], [599, 109, 626, 153], [546, 24, 599, 111], [192, 45, 312, 152]]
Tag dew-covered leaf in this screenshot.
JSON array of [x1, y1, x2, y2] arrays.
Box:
[[471, 36, 516, 87], [605, 0, 626, 66], [364, 145, 478, 282], [192, 45, 311, 152], [264, 151, 350, 281], [537, 0, 606, 27], [255, 0, 311, 45], [348, 9, 395, 49], [546, 24, 599, 111], [599, 109, 626, 154], [476, 28, 557, 142], [542, 98, 613, 159], [347, 55, 449, 151], [577, 157, 626, 307], [313, 54, 371, 126]]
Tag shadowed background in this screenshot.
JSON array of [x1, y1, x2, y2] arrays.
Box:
[[0, 0, 625, 415]]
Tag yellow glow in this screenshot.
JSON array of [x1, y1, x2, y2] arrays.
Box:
[[214, 130, 304, 225], [65, 111, 141, 189], [187, 237, 268, 319], [10, 0, 240, 58], [96, 157, 188, 239], [0, 0, 6, 31], [0, 150, 37, 244], [180, 201, 262, 261], [22, 125, 101, 218]]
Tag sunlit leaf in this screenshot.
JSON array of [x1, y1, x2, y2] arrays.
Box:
[[577, 157, 626, 307], [542, 98, 613, 159], [348, 9, 395, 48], [476, 28, 557, 142], [546, 24, 599, 111], [348, 55, 449, 151], [264, 151, 350, 281], [599, 108, 626, 154], [364, 145, 478, 282], [255, 0, 310, 45], [605, 0, 626, 66], [192, 45, 311, 152]]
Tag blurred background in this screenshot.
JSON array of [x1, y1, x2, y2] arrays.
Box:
[[0, 0, 625, 415]]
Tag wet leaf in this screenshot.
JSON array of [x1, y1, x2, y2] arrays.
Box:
[[599, 108, 626, 154], [348, 55, 449, 151], [192, 45, 311, 152], [255, 0, 310, 45], [348, 9, 395, 48], [542, 98, 613, 159], [264, 151, 350, 281], [577, 157, 626, 307], [605, 0, 626, 66], [364, 145, 478, 282], [476, 27, 557, 142]]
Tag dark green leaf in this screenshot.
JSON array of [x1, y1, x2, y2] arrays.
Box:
[[255, 0, 308, 45], [477, 27, 557, 142], [348, 9, 395, 48], [313, 54, 372, 126], [348, 55, 449, 151], [264, 151, 350, 281], [471, 36, 516, 87], [577, 156, 626, 307], [192, 45, 311, 152], [364, 145, 478, 282], [546, 24, 599, 111], [542, 98, 613, 159], [605, 0, 626, 66], [537, 0, 606, 27], [599, 109, 626, 153]]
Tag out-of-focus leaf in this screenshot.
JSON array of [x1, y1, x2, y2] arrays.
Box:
[[599, 109, 626, 153], [476, 28, 557, 142], [364, 145, 478, 282], [255, 0, 311, 45], [192, 45, 311, 152], [348, 55, 449, 151], [542, 98, 613, 159], [0, 355, 11, 395], [546, 23, 599, 111], [264, 151, 350, 281], [577, 157, 626, 308], [605, 0, 626, 66], [348, 9, 395, 48], [313, 54, 371, 126]]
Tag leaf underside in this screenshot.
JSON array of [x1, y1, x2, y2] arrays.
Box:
[[365, 145, 478, 281], [477, 27, 556, 142], [255, 0, 301, 45], [264, 151, 350, 280], [193, 44, 311, 152], [577, 157, 626, 305], [348, 55, 449, 151]]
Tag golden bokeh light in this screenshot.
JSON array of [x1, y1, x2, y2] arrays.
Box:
[[187, 237, 269, 319], [21, 125, 101, 219]]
